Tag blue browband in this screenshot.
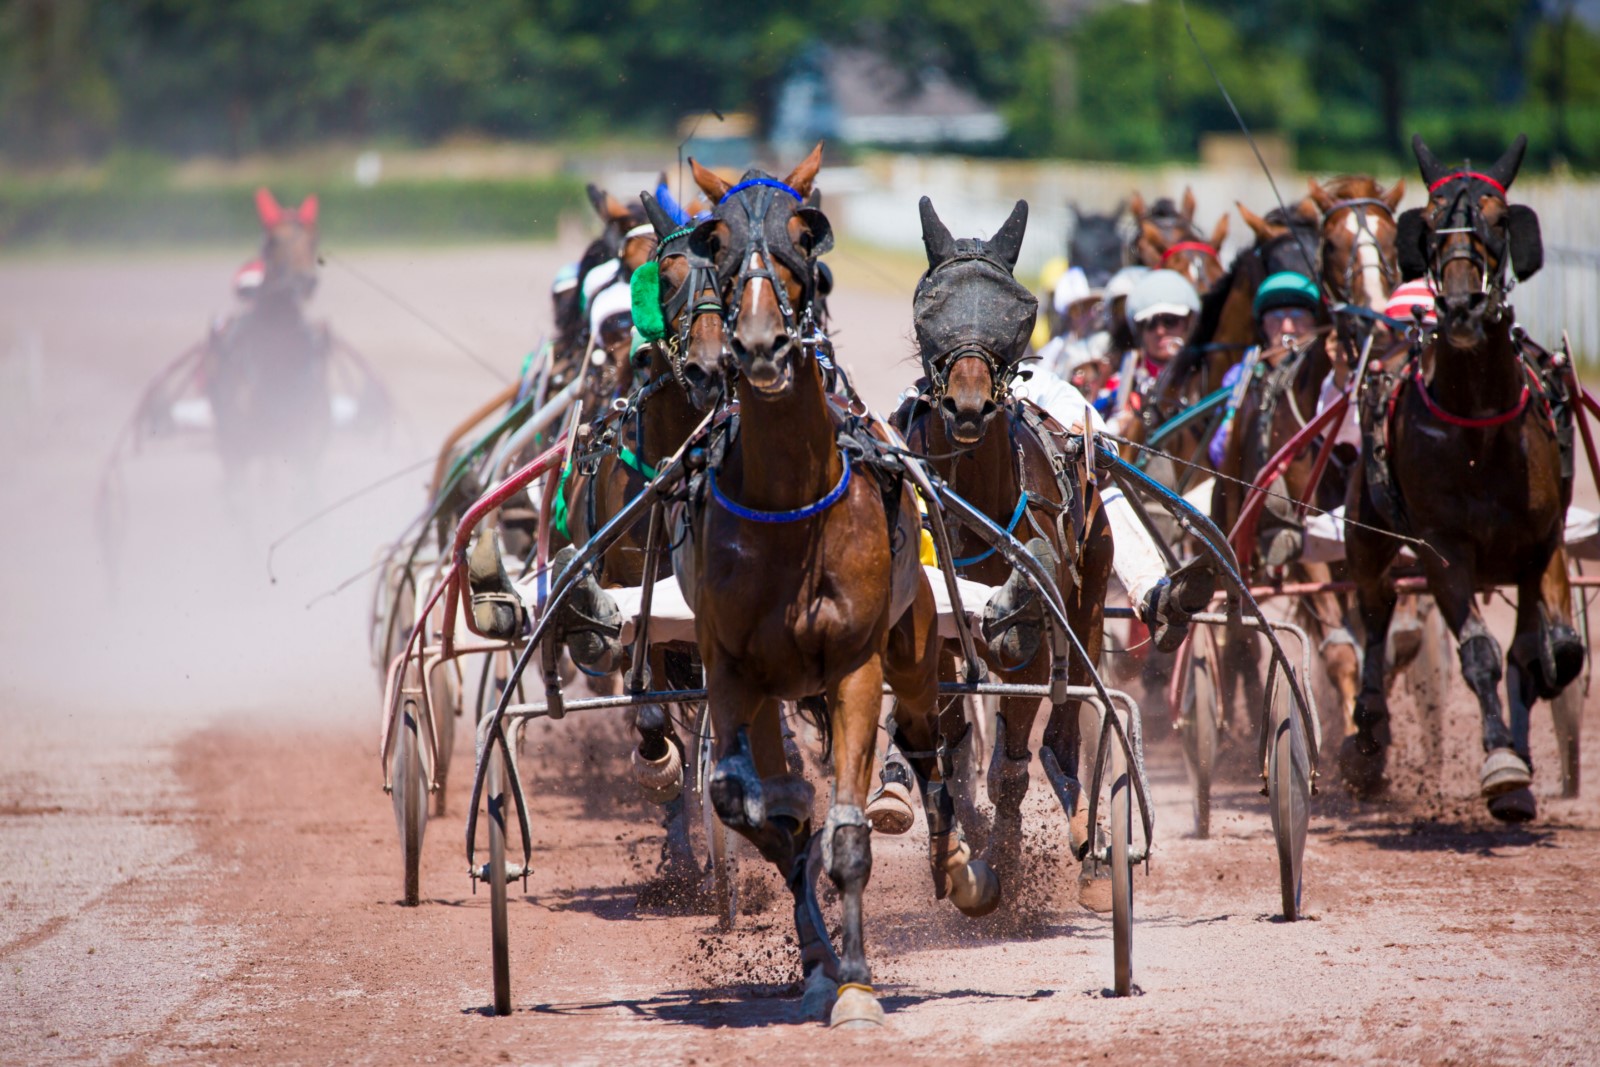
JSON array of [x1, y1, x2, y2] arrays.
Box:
[[720, 178, 803, 204], [709, 451, 852, 523], [951, 492, 1030, 567]]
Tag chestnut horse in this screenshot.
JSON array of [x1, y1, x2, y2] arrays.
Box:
[[1345, 135, 1580, 821], [204, 188, 330, 481], [680, 148, 996, 1027], [1129, 188, 1228, 296], [896, 196, 1113, 883]]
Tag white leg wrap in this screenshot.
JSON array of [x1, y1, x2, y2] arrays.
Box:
[[1101, 486, 1167, 607]]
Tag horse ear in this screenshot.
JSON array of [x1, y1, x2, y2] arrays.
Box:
[[1488, 133, 1528, 192], [987, 199, 1029, 272], [792, 206, 833, 258], [1237, 201, 1277, 243], [784, 141, 824, 198], [254, 187, 284, 229], [1129, 191, 1146, 220], [1306, 177, 1336, 214], [1383, 177, 1406, 212], [1507, 203, 1543, 281], [687, 217, 725, 263], [586, 183, 608, 217], [688, 157, 731, 203], [641, 191, 676, 238], [297, 195, 319, 228], [919, 196, 956, 269], [1180, 186, 1196, 221], [1396, 207, 1429, 281], [1140, 219, 1166, 254], [1208, 213, 1229, 250], [1292, 196, 1320, 226], [1412, 134, 1447, 188]]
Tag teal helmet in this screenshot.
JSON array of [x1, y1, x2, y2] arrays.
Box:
[[1253, 271, 1321, 319]]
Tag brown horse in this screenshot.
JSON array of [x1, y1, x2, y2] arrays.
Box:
[[204, 188, 330, 481], [680, 148, 996, 1027], [1345, 135, 1580, 821], [1209, 177, 1401, 751], [895, 196, 1113, 884], [1129, 188, 1228, 296]]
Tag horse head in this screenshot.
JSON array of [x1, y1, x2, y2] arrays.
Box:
[[637, 190, 726, 410], [915, 196, 1036, 446], [1130, 188, 1227, 295], [687, 144, 831, 399], [253, 188, 319, 302], [1399, 134, 1541, 349], [1066, 201, 1126, 288], [1307, 175, 1404, 313]]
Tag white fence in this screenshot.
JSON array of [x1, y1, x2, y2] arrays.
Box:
[[822, 154, 1600, 364]]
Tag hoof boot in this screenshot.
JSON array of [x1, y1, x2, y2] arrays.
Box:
[[828, 984, 885, 1029], [865, 780, 915, 836], [631, 741, 683, 804], [1480, 747, 1533, 799]]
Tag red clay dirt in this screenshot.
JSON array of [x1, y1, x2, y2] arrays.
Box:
[[3, 244, 1600, 1066]]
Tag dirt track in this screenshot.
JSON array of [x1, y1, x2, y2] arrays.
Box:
[[3, 240, 1600, 1066]]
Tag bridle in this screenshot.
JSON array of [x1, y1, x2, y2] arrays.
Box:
[[1420, 173, 1514, 319], [713, 178, 822, 360], [1318, 198, 1400, 306], [1158, 239, 1222, 292], [649, 224, 724, 393]]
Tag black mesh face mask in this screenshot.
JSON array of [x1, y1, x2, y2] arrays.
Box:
[[913, 250, 1038, 399]]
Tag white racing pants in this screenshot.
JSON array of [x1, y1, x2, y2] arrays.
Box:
[[1017, 369, 1171, 606]]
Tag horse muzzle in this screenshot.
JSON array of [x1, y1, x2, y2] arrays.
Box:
[[1438, 291, 1490, 347], [940, 396, 998, 446]]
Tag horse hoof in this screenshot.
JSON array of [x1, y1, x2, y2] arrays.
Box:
[[1078, 872, 1114, 914], [800, 969, 838, 1022], [631, 740, 683, 804], [951, 858, 1001, 918], [1487, 786, 1538, 823], [828, 984, 885, 1030], [1480, 748, 1533, 799], [1338, 734, 1388, 799], [864, 780, 915, 836], [1386, 616, 1424, 673]]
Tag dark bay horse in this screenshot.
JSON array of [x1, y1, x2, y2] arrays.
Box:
[[681, 147, 996, 1027], [1129, 188, 1228, 297], [896, 196, 1113, 884], [1345, 135, 1580, 821], [204, 188, 330, 481]]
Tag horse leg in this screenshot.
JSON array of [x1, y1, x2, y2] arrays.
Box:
[[984, 693, 1041, 883], [629, 698, 699, 892], [704, 675, 838, 1015], [1300, 563, 1360, 740], [1424, 563, 1532, 819], [1343, 550, 1399, 797], [821, 654, 890, 1028]]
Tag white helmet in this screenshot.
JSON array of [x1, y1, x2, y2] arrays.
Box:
[[1104, 265, 1150, 304], [1126, 268, 1200, 327]]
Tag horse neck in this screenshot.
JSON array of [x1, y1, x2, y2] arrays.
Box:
[[251, 285, 305, 328], [641, 357, 699, 463], [731, 356, 841, 511], [924, 403, 1019, 519], [1426, 317, 1523, 415]]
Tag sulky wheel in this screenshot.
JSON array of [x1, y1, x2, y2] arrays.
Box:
[[1266, 659, 1310, 921], [487, 732, 512, 1016], [1109, 708, 1135, 996], [390, 659, 429, 907], [695, 703, 736, 929], [1179, 629, 1219, 839]]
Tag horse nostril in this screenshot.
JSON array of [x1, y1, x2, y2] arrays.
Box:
[[981, 400, 999, 422], [941, 396, 960, 418]]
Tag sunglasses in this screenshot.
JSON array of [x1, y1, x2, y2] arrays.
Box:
[[1142, 313, 1190, 332]]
